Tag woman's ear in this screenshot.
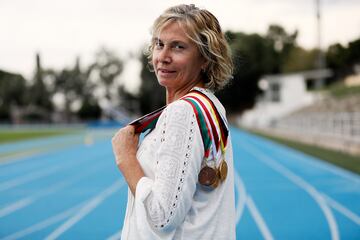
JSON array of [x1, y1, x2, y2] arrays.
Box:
[[201, 61, 209, 71]]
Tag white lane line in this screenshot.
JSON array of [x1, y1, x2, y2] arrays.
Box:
[[0, 162, 107, 218], [0, 137, 85, 166], [323, 194, 360, 225], [0, 198, 33, 218], [2, 203, 82, 240], [242, 141, 340, 240], [234, 171, 247, 224], [107, 230, 122, 240], [246, 135, 360, 225], [0, 149, 45, 164], [45, 180, 125, 240], [0, 150, 99, 192], [0, 165, 63, 192], [246, 196, 274, 240], [254, 135, 360, 184]]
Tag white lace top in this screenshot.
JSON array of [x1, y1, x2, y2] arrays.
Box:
[[120, 88, 235, 240]]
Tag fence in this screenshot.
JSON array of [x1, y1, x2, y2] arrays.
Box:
[[271, 111, 360, 155]]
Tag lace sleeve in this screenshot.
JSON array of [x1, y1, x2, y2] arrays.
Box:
[[135, 100, 204, 233]]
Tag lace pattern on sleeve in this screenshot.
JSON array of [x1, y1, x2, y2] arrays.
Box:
[[144, 102, 198, 229]]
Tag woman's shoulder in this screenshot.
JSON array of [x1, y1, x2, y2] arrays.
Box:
[[165, 98, 194, 115], [189, 87, 227, 116]]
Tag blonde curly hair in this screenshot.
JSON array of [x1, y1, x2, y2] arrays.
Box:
[[146, 4, 233, 91]]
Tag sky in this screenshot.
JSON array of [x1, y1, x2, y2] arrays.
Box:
[[1, 0, 359, 92]]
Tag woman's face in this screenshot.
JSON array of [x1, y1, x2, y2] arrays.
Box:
[[152, 21, 206, 90]]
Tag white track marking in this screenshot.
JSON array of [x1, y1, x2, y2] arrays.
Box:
[[2, 203, 82, 240], [0, 137, 85, 166], [0, 165, 64, 192], [234, 171, 247, 224], [252, 135, 360, 184], [241, 141, 340, 240], [246, 135, 360, 225], [0, 198, 33, 218], [45, 180, 125, 240], [246, 196, 274, 240], [0, 162, 107, 218], [0, 151, 100, 192], [323, 194, 360, 225], [107, 230, 122, 240]]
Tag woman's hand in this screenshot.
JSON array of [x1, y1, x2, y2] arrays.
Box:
[[112, 125, 139, 165], [112, 125, 144, 195]]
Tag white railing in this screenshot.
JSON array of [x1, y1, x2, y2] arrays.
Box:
[[275, 112, 360, 144]]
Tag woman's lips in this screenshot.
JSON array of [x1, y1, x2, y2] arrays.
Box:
[[157, 68, 176, 77]]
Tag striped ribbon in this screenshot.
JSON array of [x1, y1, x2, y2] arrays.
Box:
[[129, 105, 166, 134], [129, 89, 229, 161], [182, 91, 228, 161]]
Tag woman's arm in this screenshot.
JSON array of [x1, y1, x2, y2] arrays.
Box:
[[136, 101, 204, 231], [112, 101, 204, 234], [112, 125, 144, 195]]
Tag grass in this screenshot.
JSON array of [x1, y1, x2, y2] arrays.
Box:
[[0, 129, 79, 144], [250, 130, 360, 175], [326, 81, 360, 98]]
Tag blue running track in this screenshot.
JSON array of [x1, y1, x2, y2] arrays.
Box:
[[0, 128, 359, 239]]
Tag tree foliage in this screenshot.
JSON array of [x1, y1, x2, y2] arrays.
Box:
[[53, 58, 87, 121], [326, 38, 360, 79], [0, 48, 126, 123], [282, 47, 318, 73], [1, 24, 359, 123], [0, 70, 27, 121], [138, 53, 166, 114], [217, 25, 298, 114], [91, 48, 123, 100], [28, 54, 53, 112]]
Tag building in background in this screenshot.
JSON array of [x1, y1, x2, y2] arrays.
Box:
[[239, 69, 332, 128]]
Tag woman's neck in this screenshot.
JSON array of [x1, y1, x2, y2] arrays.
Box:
[[166, 82, 205, 104]]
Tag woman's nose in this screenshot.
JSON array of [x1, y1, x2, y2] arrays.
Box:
[[157, 47, 171, 64]]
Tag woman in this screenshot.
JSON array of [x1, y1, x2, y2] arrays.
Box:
[[112, 4, 235, 240]]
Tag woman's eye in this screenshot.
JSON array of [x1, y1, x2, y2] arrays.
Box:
[[155, 41, 163, 48], [174, 45, 184, 49]]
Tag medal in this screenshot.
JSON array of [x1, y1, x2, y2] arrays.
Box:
[[218, 159, 228, 181], [198, 166, 218, 186]]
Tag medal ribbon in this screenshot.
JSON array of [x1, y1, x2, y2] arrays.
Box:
[[183, 96, 218, 160], [183, 92, 228, 160], [129, 105, 166, 134], [129, 89, 228, 160], [191, 90, 229, 149], [185, 92, 228, 155]]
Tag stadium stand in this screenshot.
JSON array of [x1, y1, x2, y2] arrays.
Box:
[[272, 94, 360, 155]]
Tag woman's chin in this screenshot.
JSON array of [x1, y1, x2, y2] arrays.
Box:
[[157, 78, 173, 88]]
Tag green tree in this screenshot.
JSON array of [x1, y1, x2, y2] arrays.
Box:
[[93, 48, 123, 101], [138, 53, 166, 114], [347, 38, 360, 66], [77, 95, 102, 120], [217, 25, 298, 114], [282, 46, 318, 72], [217, 32, 274, 113], [54, 58, 87, 122], [0, 70, 27, 121], [326, 43, 348, 69], [326, 38, 360, 80], [118, 85, 139, 114], [28, 53, 53, 112], [265, 24, 298, 73]]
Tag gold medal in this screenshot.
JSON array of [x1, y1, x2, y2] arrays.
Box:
[[218, 159, 228, 182], [198, 166, 218, 186]]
